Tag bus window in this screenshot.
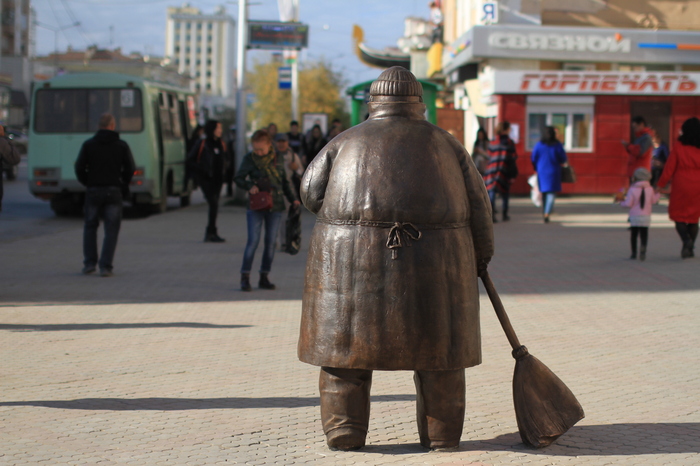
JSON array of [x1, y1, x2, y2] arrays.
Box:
[[35, 89, 88, 133], [158, 91, 172, 136], [35, 88, 143, 133], [179, 99, 192, 141], [168, 93, 181, 138]]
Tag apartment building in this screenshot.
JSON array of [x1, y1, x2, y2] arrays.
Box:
[[165, 4, 235, 105], [0, 0, 34, 126]]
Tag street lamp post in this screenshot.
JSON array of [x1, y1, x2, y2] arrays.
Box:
[[235, 0, 247, 172]]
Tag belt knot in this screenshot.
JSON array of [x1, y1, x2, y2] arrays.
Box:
[[386, 222, 422, 260]]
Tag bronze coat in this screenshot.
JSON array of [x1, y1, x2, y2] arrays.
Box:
[[298, 101, 494, 371]]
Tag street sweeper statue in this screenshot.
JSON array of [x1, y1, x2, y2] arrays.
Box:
[[298, 66, 583, 451]]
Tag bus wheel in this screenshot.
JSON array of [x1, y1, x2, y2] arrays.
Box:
[[180, 194, 191, 207]]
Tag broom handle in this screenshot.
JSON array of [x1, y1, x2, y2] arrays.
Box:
[[480, 271, 522, 351]]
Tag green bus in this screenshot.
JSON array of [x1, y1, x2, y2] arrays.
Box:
[[28, 72, 198, 215]]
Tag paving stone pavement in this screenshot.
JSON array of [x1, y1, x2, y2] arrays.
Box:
[[1, 193, 699, 465]]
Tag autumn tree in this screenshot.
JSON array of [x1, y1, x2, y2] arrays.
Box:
[[247, 59, 349, 132]]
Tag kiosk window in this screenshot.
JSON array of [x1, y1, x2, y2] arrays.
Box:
[[526, 105, 593, 152]]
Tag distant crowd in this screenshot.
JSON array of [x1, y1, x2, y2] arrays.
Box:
[[37, 106, 698, 286], [471, 115, 700, 261]]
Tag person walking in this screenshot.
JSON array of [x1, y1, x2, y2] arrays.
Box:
[[326, 118, 343, 140], [531, 126, 568, 223], [650, 132, 669, 187], [484, 121, 517, 222], [74, 113, 135, 276], [274, 132, 305, 249], [234, 129, 299, 291], [471, 127, 489, 176], [298, 67, 494, 451], [616, 168, 660, 261], [183, 124, 204, 191], [302, 124, 327, 167], [188, 119, 227, 243], [274, 132, 304, 200], [267, 122, 278, 141], [622, 116, 654, 183], [224, 125, 237, 197], [657, 117, 700, 259], [0, 125, 21, 213], [287, 120, 303, 156]]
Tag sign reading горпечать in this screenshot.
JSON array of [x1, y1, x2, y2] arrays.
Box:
[[481, 71, 700, 96]]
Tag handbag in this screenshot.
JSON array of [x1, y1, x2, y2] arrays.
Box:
[[249, 191, 273, 211], [561, 164, 577, 183]]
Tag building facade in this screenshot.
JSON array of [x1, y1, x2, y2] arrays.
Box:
[[0, 0, 34, 127], [439, 0, 700, 194], [165, 4, 236, 107]]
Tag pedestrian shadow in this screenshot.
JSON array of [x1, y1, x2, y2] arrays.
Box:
[[0, 395, 415, 410], [0, 322, 252, 332], [362, 423, 700, 456]]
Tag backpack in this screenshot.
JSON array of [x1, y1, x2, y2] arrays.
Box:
[[186, 140, 207, 174], [503, 154, 519, 179]]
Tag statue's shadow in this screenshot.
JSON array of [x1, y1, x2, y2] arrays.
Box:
[[3, 397, 697, 457], [363, 423, 700, 456]]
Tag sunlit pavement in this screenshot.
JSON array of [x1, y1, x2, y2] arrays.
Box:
[[1, 180, 699, 465]]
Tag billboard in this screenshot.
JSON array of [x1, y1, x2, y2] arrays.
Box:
[[248, 21, 308, 50]]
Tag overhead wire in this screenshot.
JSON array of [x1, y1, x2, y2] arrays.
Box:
[[59, 0, 91, 46], [45, 0, 79, 49]]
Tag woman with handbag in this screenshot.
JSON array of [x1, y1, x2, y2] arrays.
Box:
[[234, 129, 300, 291], [531, 126, 569, 223], [188, 120, 227, 242]]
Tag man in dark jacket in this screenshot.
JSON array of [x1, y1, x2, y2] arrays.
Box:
[[299, 67, 494, 451], [75, 113, 135, 276]]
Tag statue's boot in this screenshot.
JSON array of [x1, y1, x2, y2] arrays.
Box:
[[414, 369, 466, 450], [320, 367, 372, 450]]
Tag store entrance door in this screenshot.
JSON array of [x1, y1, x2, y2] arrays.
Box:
[[630, 101, 671, 143]]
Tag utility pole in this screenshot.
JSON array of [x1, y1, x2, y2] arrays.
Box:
[[235, 0, 247, 171], [0, 2, 3, 72], [291, 52, 299, 122], [288, 0, 300, 122]]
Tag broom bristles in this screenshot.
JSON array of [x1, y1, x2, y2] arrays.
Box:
[[512, 350, 585, 448]]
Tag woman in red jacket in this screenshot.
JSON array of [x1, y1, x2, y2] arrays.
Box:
[[657, 117, 700, 259]]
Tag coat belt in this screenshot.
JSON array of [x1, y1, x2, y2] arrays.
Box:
[[316, 218, 469, 260]]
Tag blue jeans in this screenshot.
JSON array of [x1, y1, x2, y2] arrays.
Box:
[[488, 189, 509, 218], [83, 186, 123, 271], [241, 210, 283, 274], [543, 192, 557, 215]]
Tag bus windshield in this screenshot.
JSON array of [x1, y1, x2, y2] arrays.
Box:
[[34, 88, 144, 133]]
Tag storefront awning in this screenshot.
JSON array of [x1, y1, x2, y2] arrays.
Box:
[[443, 24, 700, 76]]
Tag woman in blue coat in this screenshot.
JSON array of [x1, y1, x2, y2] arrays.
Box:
[[531, 127, 568, 223]]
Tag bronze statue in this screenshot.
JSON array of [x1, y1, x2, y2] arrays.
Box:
[[298, 66, 494, 450]]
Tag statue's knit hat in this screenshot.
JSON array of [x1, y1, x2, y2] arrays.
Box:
[[369, 66, 423, 97]]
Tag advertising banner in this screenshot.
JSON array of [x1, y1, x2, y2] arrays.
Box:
[[481, 71, 700, 96]]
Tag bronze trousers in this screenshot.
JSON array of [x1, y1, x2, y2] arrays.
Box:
[[319, 366, 466, 449]]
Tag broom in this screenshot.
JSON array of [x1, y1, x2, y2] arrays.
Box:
[[480, 271, 585, 448]]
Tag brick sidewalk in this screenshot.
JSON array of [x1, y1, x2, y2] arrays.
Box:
[[1, 196, 699, 465]]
